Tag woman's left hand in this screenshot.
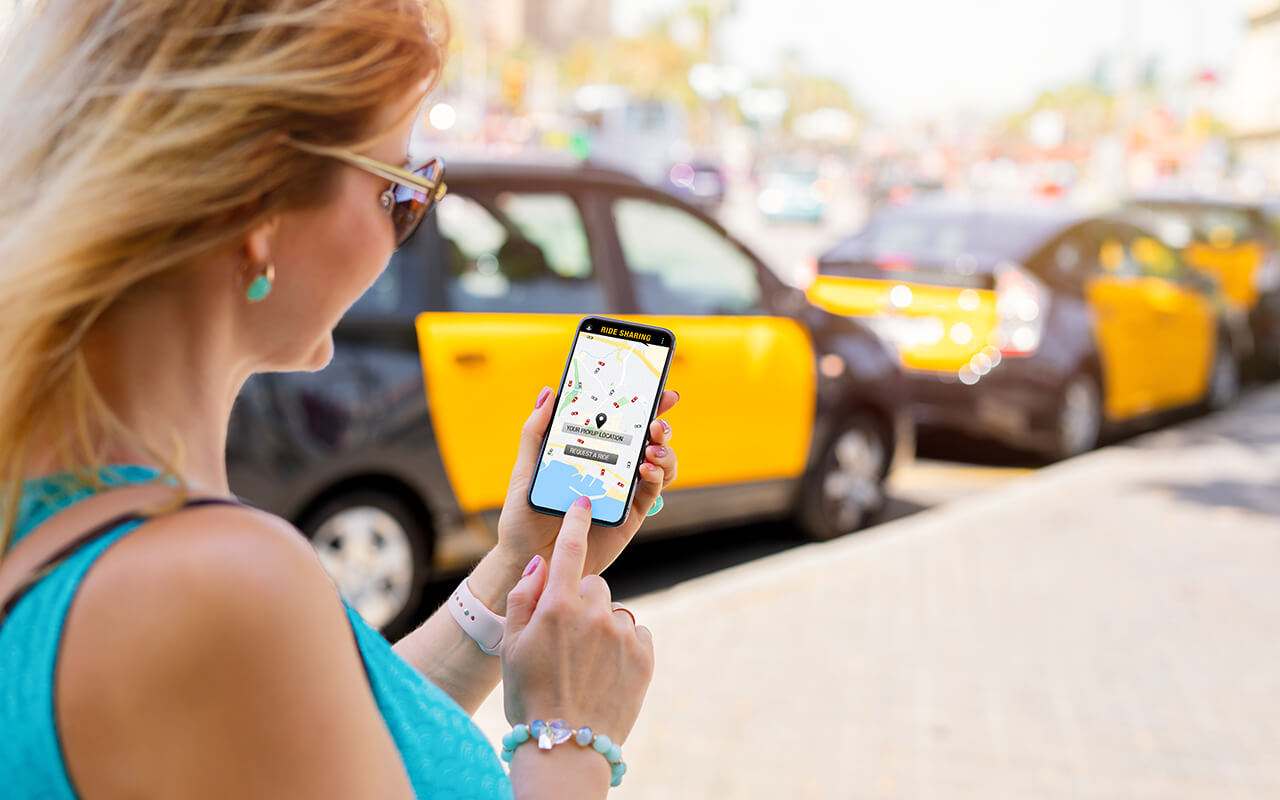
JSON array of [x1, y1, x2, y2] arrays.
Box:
[[494, 386, 680, 580]]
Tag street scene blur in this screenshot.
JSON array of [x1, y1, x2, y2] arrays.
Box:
[[226, 0, 1280, 796]]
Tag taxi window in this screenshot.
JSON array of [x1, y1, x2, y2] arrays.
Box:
[[612, 197, 763, 315], [436, 192, 605, 314], [1130, 234, 1185, 280]]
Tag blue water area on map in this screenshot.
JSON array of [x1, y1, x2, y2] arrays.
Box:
[[531, 459, 628, 521]]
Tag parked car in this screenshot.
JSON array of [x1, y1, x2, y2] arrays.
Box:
[[806, 199, 1240, 461], [227, 161, 913, 637], [1122, 196, 1280, 372]]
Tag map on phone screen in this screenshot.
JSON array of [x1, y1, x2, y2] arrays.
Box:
[[529, 329, 670, 522]]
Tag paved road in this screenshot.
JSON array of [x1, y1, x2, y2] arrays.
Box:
[[472, 386, 1280, 799]]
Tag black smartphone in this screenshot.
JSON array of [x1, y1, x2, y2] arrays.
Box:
[[527, 316, 676, 527]]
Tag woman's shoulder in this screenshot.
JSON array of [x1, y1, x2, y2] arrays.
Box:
[[55, 503, 417, 799]]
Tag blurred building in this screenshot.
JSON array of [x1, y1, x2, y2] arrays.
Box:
[[465, 0, 609, 52], [1227, 1, 1280, 184]]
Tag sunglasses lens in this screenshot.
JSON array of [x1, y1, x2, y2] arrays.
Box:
[[391, 160, 445, 247]]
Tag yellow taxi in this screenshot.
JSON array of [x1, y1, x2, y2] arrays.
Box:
[[806, 199, 1240, 461], [1124, 197, 1280, 371], [226, 160, 913, 637]]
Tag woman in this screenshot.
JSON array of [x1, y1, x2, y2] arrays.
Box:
[[0, 1, 679, 798]]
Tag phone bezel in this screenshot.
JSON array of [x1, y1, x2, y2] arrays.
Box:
[[526, 315, 677, 527]]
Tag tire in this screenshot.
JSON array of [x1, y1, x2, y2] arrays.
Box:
[[797, 413, 889, 542], [1049, 371, 1102, 462], [1203, 338, 1241, 413], [301, 489, 431, 640]]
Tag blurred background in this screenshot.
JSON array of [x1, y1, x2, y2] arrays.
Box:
[[412, 0, 1279, 282]]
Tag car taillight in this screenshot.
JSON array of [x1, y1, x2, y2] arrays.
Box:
[[796, 256, 819, 288], [995, 262, 1049, 357]]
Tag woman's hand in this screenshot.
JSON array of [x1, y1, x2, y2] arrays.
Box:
[[494, 387, 679, 581], [501, 496, 654, 743]]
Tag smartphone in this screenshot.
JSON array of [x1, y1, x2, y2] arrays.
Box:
[[527, 316, 676, 527]]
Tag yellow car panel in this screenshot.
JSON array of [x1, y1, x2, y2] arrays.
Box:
[[1137, 277, 1216, 408], [1087, 274, 1217, 420], [415, 312, 815, 514], [1086, 275, 1155, 420], [808, 275, 998, 373], [1182, 240, 1263, 311]]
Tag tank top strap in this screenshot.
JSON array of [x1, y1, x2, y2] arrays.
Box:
[[0, 497, 251, 626]]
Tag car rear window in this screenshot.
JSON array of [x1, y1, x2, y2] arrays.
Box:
[[818, 212, 1066, 288], [1127, 203, 1265, 247]]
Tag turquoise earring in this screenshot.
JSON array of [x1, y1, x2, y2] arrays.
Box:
[[246, 262, 275, 303]]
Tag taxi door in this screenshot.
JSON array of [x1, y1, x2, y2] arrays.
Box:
[[603, 193, 816, 488], [414, 187, 625, 514], [1085, 228, 1164, 420], [1127, 231, 1217, 409]]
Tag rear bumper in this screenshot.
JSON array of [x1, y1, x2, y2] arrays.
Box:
[[905, 357, 1062, 452]]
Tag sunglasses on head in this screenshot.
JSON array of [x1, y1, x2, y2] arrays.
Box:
[[287, 139, 447, 247]]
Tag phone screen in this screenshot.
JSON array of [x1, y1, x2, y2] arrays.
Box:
[[528, 317, 675, 526]]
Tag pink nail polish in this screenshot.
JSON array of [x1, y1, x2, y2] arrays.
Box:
[[651, 446, 667, 458], [522, 554, 542, 577], [534, 387, 551, 409], [572, 495, 591, 509]]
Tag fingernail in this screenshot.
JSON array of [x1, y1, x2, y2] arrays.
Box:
[[522, 554, 542, 577], [650, 446, 667, 458], [572, 495, 591, 510], [672, 390, 680, 401], [534, 387, 551, 409], [662, 419, 672, 435]]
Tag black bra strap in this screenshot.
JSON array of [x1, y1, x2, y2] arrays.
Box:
[[0, 497, 251, 622]]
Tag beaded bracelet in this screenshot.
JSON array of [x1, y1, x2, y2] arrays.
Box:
[[500, 719, 628, 788]]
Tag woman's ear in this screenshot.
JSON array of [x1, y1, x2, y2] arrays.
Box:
[[243, 216, 280, 266]]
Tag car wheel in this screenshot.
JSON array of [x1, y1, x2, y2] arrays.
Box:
[[798, 414, 888, 542], [1204, 338, 1241, 413], [1050, 372, 1102, 461], [302, 489, 431, 640]]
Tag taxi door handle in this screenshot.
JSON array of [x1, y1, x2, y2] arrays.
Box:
[[454, 352, 487, 365]]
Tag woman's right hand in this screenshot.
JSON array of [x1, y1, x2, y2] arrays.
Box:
[[501, 495, 654, 746]]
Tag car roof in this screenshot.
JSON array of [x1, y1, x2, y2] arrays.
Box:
[[1126, 195, 1265, 212], [435, 157, 650, 189], [821, 198, 1094, 266]]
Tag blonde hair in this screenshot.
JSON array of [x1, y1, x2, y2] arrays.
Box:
[[0, 0, 448, 558]]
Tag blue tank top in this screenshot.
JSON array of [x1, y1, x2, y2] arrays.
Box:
[[0, 465, 512, 799]]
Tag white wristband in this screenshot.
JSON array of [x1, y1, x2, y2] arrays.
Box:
[[448, 577, 505, 655]]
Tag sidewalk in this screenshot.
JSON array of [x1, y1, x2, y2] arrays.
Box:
[[474, 386, 1280, 799]]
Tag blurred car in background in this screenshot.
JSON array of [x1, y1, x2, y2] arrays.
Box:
[[806, 199, 1240, 461], [754, 162, 831, 223], [1122, 196, 1280, 373], [661, 158, 727, 217], [227, 160, 912, 638]]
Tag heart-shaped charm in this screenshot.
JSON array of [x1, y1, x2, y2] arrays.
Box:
[[538, 718, 573, 750]]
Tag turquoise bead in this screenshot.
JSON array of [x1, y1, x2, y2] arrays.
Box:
[[592, 734, 612, 753], [612, 762, 628, 779], [246, 274, 272, 302], [513, 724, 530, 744], [501, 732, 516, 750], [500, 748, 514, 763], [606, 744, 623, 764]]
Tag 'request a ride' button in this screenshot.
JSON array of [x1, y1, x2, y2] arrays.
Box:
[[564, 444, 619, 465]]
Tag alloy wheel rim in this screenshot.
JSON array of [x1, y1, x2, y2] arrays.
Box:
[[1060, 377, 1099, 457], [312, 506, 414, 629], [821, 427, 885, 533]]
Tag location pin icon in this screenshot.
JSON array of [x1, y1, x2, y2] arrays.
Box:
[[595, 412, 607, 429]]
